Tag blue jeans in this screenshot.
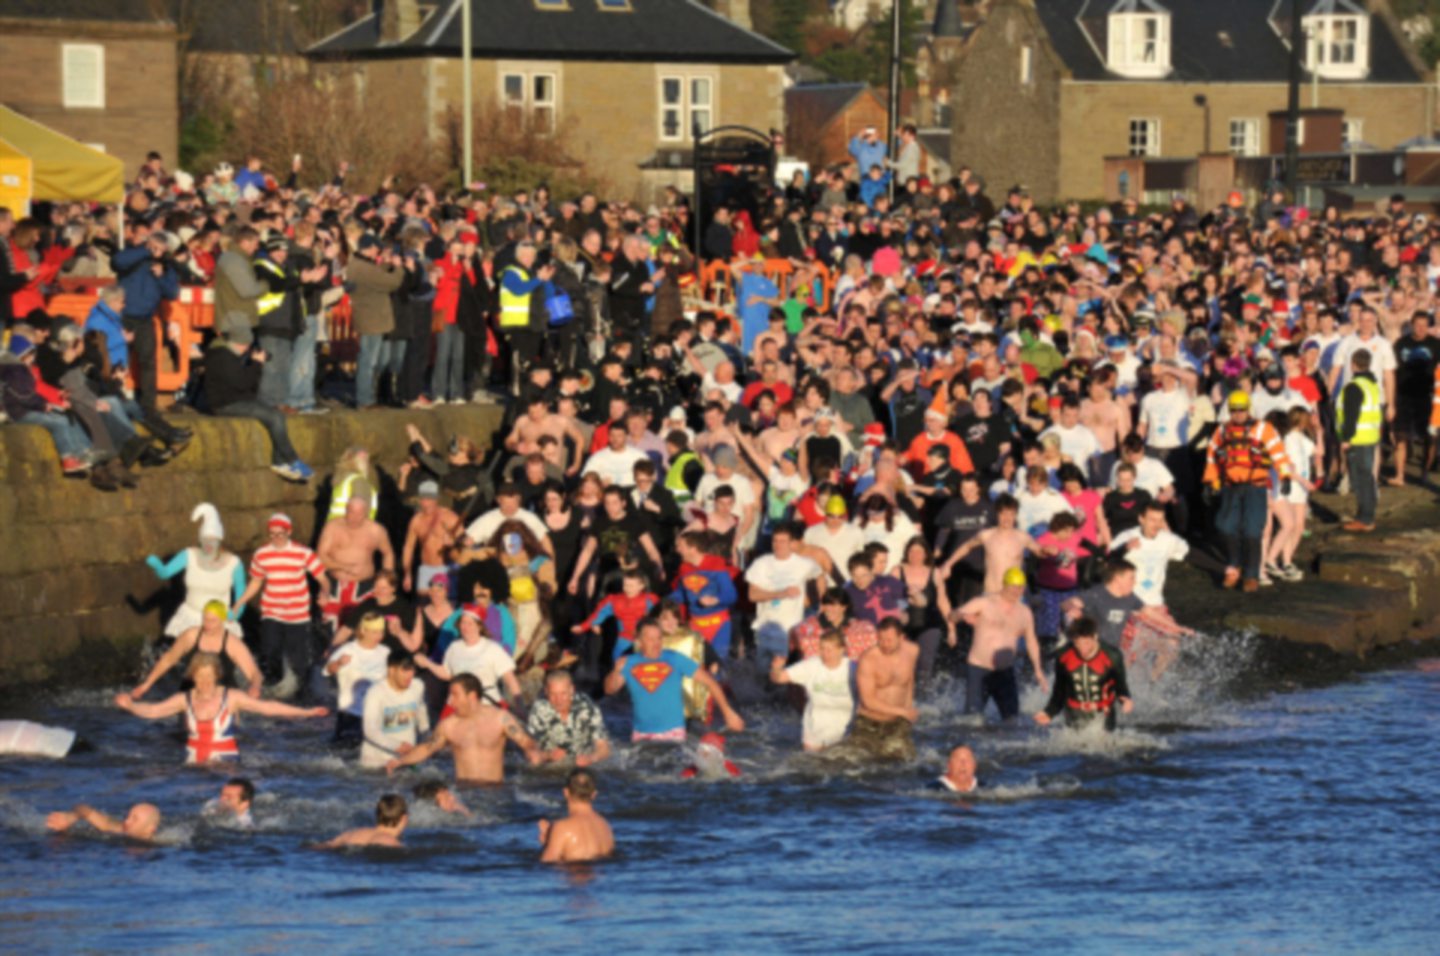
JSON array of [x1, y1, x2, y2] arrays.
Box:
[[755, 621, 791, 661], [1346, 443, 1377, 525], [214, 401, 300, 465], [431, 325, 465, 401], [258, 335, 293, 408], [356, 334, 385, 407], [286, 313, 319, 410], [18, 410, 90, 458], [1216, 484, 1268, 581]]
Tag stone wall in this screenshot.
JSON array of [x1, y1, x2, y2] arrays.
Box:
[[0, 405, 504, 690]]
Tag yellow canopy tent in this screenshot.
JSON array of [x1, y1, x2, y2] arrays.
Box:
[[0, 105, 124, 214], [0, 138, 32, 217]]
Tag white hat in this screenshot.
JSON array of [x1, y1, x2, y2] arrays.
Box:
[[191, 503, 224, 541]]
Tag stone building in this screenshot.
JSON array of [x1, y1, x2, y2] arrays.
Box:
[[306, 0, 794, 202], [0, 0, 178, 174], [952, 0, 1433, 202]]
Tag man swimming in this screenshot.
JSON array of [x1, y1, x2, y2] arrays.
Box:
[[412, 780, 472, 817], [953, 567, 1050, 721], [538, 769, 615, 864], [933, 745, 981, 794], [46, 803, 161, 842], [385, 674, 541, 784], [207, 777, 255, 828], [318, 794, 408, 849]]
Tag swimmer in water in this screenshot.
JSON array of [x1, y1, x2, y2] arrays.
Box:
[[952, 567, 1049, 721], [412, 780, 473, 817], [1035, 616, 1132, 732], [538, 769, 615, 864], [932, 745, 981, 794], [46, 803, 161, 842], [385, 673, 541, 784], [207, 777, 255, 828], [318, 794, 408, 849]]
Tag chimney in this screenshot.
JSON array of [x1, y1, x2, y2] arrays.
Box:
[[375, 0, 421, 44], [708, 0, 753, 32]]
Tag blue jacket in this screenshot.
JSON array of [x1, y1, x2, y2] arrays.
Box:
[[234, 168, 266, 194], [111, 247, 179, 319], [859, 170, 892, 209], [849, 133, 888, 175], [83, 300, 128, 368]]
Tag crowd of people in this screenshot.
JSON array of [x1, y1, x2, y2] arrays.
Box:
[[13, 136, 1438, 855]]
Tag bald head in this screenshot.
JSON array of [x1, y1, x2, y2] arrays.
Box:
[[124, 803, 162, 841]]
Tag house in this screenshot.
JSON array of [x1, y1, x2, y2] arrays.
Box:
[[0, 0, 178, 175], [306, 0, 794, 202], [951, 0, 1433, 202]]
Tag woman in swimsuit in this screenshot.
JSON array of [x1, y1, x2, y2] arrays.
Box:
[[115, 654, 327, 764], [130, 600, 262, 699]]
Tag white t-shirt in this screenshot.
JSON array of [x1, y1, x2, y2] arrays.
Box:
[[1111, 457, 1175, 497], [1332, 333, 1397, 403], [858, 511, 919, 564], [328, 640, 391, 714], [1111, 527, 1189, 607], [1139, 388, 1191, 450], [361, 678, 430, 768], [1041, 423, 1101, 465], [442, 638, 516, 698], [1015, 488, 1072, 537], [582, 446, 649, 488], [745, 552, 822, 630], [1251, 386, 1313, 422], [467, 507, 549, 547], [694, 471, 758, 515], [1285, 431, 1316, 501], [803, 521, 865, 582], [785, 656, 855, 749]]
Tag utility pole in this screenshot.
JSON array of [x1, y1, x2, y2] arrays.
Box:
[[462, 0, 473, 188], [887, 0, 902, 203], [1284, 0, 1302, 201]]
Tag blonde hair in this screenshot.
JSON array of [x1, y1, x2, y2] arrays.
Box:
[[358, 612, 385, 635], [187, 652, 223, 681]]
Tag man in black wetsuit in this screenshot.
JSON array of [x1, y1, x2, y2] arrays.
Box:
[[1034, 616, 1132, 732]]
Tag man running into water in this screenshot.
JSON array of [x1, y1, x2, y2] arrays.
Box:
[[206, 777, 255, 828], [1066, 558, 1190, 679], [402, 481, 461, 594], [937, 495, 1037, 595], [538, 768, 615, 864], [952, 568, 1049, 721], [385, 674, 541, 784], [318, 794, 408, 849], [932, 745, 981, 794], [47, 803, 161, 842], [317, 495, 395, 626], [845, 618, 920, 761], [603, 618, 744, 743], [1036, 617, 1133, 732]]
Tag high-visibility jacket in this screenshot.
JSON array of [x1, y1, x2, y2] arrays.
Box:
[[1337, 375, 1381, 446], [254, 258, 287, 317], [499, 265, 534, 329], [1204, 418, 1293, 488], [665, 451, 699, 504]]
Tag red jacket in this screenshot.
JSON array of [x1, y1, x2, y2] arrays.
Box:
[[432, 254, 474, 326], [9, 242, 74, 319]]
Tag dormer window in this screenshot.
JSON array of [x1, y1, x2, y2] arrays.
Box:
[[1106, 0, 1171, 79], [1303, 0, 1370, 80]]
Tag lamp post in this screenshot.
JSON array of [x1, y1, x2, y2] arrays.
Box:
[[1285, 0, 1302, 200], [462, 0, 473, 187]]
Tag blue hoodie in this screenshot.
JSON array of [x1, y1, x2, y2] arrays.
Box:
[[84, 299, 128, 367]]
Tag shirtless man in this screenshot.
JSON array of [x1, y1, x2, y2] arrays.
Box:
[[47, 802, 161, 842], [846, 618, 920, 761], [317, 794, 407, 849], [938, 495, 1037, 594], [505, 395, 585, 475], [756, 403, 804, 463], [385, 673, 541, 784], [318, 496, 395, 587], [953, 567, 1049, 721], [1079, 367, 1131, 483], [402, 481, 461, 593], [538, 768, 615, 864]]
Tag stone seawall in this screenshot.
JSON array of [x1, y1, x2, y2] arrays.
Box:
[[0, 404, 504, 689]]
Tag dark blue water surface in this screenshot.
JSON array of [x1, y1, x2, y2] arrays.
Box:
[[2, 637, 1438, 954]]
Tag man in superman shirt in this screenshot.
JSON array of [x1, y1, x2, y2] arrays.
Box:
[[670, 562, 737, 658], [604, 619, 745, 742]]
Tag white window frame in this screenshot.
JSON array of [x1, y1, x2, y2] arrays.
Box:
[[499, 69, 559, 135], [1128, 117, 1160, 157], [1019, 44, 1034, 86], [658, 72, 718, 143], [1228, 118, 1260, 157], [61, 43, 105, 109], [1304, 14, 1369, 80], [1107, 13, 1171, 78], [1342, 118, 1364, 151]]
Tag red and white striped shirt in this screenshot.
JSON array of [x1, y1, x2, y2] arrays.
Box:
[[250, 544, 325, 623]]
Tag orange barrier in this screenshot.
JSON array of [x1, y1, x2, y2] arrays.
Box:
[[46, 293, 99, 324], [698, 258, 835, 316], [698, 260, 734, 310]]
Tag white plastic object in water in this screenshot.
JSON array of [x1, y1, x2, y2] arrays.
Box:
[[0, 720, 76, 758]]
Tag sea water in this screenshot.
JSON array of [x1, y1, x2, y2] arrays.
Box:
[[2, 637, 1438, 953]]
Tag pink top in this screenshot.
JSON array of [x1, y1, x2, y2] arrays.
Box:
[[1063, 488, 1104, 546], [1035, 531, 1091, 591]]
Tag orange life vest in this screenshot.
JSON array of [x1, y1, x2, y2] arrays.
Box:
[[1215, 421, 1271, 487]]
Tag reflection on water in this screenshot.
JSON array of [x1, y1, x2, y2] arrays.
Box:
[[3, 639, 1440, 951]]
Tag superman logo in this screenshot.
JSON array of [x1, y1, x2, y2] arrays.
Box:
[[682, 574, 710, 593], [630, 662, 674, 693]]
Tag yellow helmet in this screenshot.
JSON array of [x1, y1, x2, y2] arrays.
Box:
[[1227, 390, 1251, 412], [1002, 567, 1027, 589], [824, 495, 849, 518]]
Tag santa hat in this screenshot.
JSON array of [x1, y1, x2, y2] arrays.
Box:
[[191, 503, 224, 542]]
